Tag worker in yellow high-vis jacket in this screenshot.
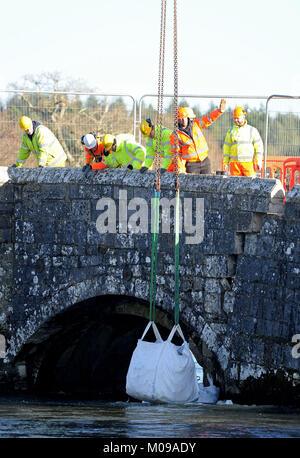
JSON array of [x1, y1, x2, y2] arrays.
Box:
[[223, 107, 263, 176], [139, 118, 186, 174], [102, 134, 145, 170], [12, 116, 67, 168]]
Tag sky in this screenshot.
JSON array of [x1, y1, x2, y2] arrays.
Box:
[[1, 0, 300, 103]]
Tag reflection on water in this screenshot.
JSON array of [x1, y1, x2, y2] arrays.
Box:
[[0, 394, 299, 438]]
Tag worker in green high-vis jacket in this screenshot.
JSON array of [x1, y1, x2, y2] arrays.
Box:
[[102, 134, 146, 170], [12, 116, 67, 168], [139, 118, 186, 174]]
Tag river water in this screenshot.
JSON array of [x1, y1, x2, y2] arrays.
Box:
[[0, 393, 299, 439]]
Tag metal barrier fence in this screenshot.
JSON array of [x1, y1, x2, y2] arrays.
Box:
[[0, 90, 300, 174], [139, 94, 267, 172], [0, 90, 136, 167]]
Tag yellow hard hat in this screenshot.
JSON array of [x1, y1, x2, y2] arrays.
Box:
[[19, 116, 33, 130], [140, 118, 153, 137], [102, 134, 116, 150], [178, 107, 196, 119], [233, 107, 246, 118]]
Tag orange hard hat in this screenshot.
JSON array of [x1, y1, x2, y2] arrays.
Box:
[[233, 106, 246, 118], [178, 107, 196, 119]]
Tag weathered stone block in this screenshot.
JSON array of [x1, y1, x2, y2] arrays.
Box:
[[34, 221, 56, 244], [262, 214, 285, 236], [39, 184, 66, 200], [236, 255, 262, 282], [0, 217, 11, 230], [205, 210, 224, 229], [193, 276, 205, 291], [243, 195, 271, 213], [244, 234, 274, 257], [203, 255, 236, 278], [213, 230, 243, 254], [15, 221, 35, 243], [210, 193, 236, 211], [0, 203, 13, 215], [285, 221, 300, 240], [203, 292, 222, 316], [224, 211, 264, 233], [244, 234, 258, 255], [71, 200, 91, 221], [0, 183, 14, 202], [260, 260, 281, 285], [204, 278, 221, 294], [223, 291, 235, 314], [42, 201, 72, 220]]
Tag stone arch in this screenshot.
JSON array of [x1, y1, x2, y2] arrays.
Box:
[[6, 277, 161, 359], [9, 293, 224, 398]]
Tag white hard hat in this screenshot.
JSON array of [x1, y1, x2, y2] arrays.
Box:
[[82, 133, 97, 149]]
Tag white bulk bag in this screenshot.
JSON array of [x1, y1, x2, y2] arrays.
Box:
[[126, 321, 199, 403]]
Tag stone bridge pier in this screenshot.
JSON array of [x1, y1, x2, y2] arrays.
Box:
[[0, 166, 299, 405]]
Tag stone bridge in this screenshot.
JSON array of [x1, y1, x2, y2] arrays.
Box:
[[0, 166, 299, 405]]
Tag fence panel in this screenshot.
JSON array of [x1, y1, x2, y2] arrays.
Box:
[[0, 90, 136, 167], [265, 95, 300, 158], [138, 95, 267, 172], [263, 95, 300, 185]]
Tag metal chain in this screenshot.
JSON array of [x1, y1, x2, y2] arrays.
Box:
[[173, 0, 179, 192], [154, 0, 167, 192]]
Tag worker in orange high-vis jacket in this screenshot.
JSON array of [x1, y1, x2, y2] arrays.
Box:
[[223, 107, 263, 176], [170, 99, 226, 174], [81, 132, 108, 175]]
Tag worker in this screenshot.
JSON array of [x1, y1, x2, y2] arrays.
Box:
[[12, 116, 67, 168], [81, 132, 107, 175], [102, 134, 146, 170], [223, 107, 264, 176], [170, 99, 226, 174], [139, 118, 186, 174]]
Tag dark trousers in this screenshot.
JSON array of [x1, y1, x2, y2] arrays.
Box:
[[185, 157, 211, 175]]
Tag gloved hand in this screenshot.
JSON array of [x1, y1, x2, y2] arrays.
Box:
[[127, 164, 133, 170], [140, 166, 148, 174], [38, 165, 44, 168], [160, 168, 167, 174], [82, 164, 92, 175], [103, 150, 110, 157], [219, 98, 226, 112], [10, 164, 17, 168]]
